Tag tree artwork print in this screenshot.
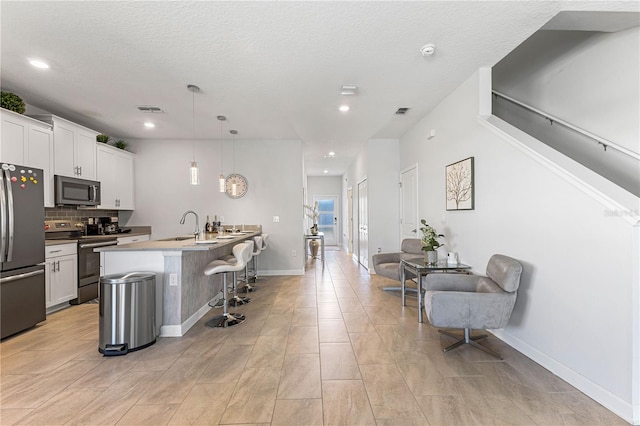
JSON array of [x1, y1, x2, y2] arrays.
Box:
[[446, 157, 474, 210]]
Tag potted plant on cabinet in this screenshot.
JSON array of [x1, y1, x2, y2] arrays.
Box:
[[1, 91, 26, 114], [96, 134, 111, 144]]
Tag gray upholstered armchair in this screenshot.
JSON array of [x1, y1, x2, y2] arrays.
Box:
[[423, 254, 523, 359], [372, 239, 423, 281]]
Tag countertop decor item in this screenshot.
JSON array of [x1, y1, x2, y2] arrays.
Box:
[[1, 91, 26, 114], [446, 157, 474, 210], [305, 201, 319, 234], [419, 219, 444, 265]]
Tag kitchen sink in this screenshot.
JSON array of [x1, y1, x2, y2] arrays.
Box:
[[158, 236, 195, 241]]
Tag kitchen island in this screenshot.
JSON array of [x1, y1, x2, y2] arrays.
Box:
[[96, 231, 260, 337]]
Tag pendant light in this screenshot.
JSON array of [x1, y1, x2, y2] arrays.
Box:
[[188, 84, 200, 185], [217, 115, 227, 192], [230, 129, 238, 196]]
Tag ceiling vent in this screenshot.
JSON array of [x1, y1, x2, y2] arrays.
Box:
[[340, 85, 358, 96], [395, 107, 411, 115], [137, 106, 165, 113]]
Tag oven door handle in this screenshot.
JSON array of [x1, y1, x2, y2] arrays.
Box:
[[1, 269, 45, 284], [79, 241, 118, 249]]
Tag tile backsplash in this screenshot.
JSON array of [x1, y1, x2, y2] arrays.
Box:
[[45, 206, 119, 225]]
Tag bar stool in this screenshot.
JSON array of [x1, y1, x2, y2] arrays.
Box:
[[203, 242, 252, 327], [257, 233, 269, 279], [244, 235, 262, 292], [224, 240, 254, 306]]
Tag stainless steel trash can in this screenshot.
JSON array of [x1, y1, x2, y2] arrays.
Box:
[[99, 272, 156, 356]]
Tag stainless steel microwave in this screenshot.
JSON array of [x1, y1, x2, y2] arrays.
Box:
[[54, 175, 101, 206]]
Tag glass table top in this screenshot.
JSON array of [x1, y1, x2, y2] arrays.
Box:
[[402, 257, 471, 270]]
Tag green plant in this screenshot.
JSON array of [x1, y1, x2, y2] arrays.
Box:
[[1, 91, 26, 114], [96, 134, 111, 143], [114, 140, 127, 150], [304, 201, 319, 225], [419, 219, 444, 251]]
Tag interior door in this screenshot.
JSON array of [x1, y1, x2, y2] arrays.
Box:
[[313, 195, 338, 245], [357, 179, 368, 269], [400, 165, 418, 241], [347, 187, 353, 253]]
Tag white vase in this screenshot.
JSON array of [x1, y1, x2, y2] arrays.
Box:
[[425, 250, 438, 265]]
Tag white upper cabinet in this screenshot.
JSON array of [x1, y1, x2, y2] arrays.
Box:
[[0, 110, 55, 206], [96, 144, 135, 210], [31, 114, 98, 180]]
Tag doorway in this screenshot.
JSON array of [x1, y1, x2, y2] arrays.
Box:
[[347, 187, 353, 253], [313, 195, 338, 246], [357, 178, 368, 269], [400, 165, 418, 241]]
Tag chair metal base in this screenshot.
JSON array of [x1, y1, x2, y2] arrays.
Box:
[[382, 286, 418, 293], [205, 313, 246, 328], [239, 283, 256, 293], [229, 295, 251, 306], [438, 328, 502, 359]]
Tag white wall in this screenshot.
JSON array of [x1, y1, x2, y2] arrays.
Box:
[[492, 27, 640, 196], [344, 139, 400, 268], [122, 137, 304, 275], [367, 139, 400, 258], [399, 69, 638, 422], [493, 27, 639, 152]]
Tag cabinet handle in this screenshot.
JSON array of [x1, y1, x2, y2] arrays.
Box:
[[78, 166, 82, 176], [51, 262, 56, 272], [56, 261, 60, 272], [49, 249, 62, 254]]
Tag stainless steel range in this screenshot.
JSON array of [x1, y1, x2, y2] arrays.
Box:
[[45, 220, 117, 304]]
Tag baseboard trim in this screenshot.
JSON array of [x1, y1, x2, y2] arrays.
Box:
[[160, 297, 218, 337], [492, 329, 636, 424]]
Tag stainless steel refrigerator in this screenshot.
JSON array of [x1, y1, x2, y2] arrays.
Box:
[[1, 163, 46, 339]]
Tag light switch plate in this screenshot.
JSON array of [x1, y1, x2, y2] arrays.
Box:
[[273, 216, 280, 223]]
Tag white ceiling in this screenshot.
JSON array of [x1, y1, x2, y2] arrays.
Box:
[[1, 1, 636, 176]]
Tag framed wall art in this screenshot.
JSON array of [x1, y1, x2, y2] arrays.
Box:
[[446, 157, 474, 210]]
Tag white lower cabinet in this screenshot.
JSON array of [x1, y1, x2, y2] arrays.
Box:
[[117, 234, 150, 245], [45, 243, 78, 312]]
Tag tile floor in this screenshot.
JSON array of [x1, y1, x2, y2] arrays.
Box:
[[0, 248, 627, 425]]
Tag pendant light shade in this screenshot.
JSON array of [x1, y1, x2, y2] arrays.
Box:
[[188, 84, 200, 185], [218, 115, 227, 192], [191, 161, 200, 185]]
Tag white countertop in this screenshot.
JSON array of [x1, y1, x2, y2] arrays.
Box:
[[45, 231, 151, 246], [94, 231, 259, 252]]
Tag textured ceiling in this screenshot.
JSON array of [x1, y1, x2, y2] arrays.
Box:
[[1, 1, 636, 175]]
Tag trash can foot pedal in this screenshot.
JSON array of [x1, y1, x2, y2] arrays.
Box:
[[100, 343, 128, 356]]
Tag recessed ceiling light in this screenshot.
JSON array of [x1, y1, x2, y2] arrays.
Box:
[[323, 170, 329, 174], [339, 105, 350, 112], [328, 151, 335, 157], [29, 59, 49, 69], [144, 122, 155, 128]]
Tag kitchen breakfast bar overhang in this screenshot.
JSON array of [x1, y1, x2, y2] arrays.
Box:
[[95, 231, 260, 337]]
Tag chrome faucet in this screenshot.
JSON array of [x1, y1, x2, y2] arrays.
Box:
[[179, 210, 200, 238]]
